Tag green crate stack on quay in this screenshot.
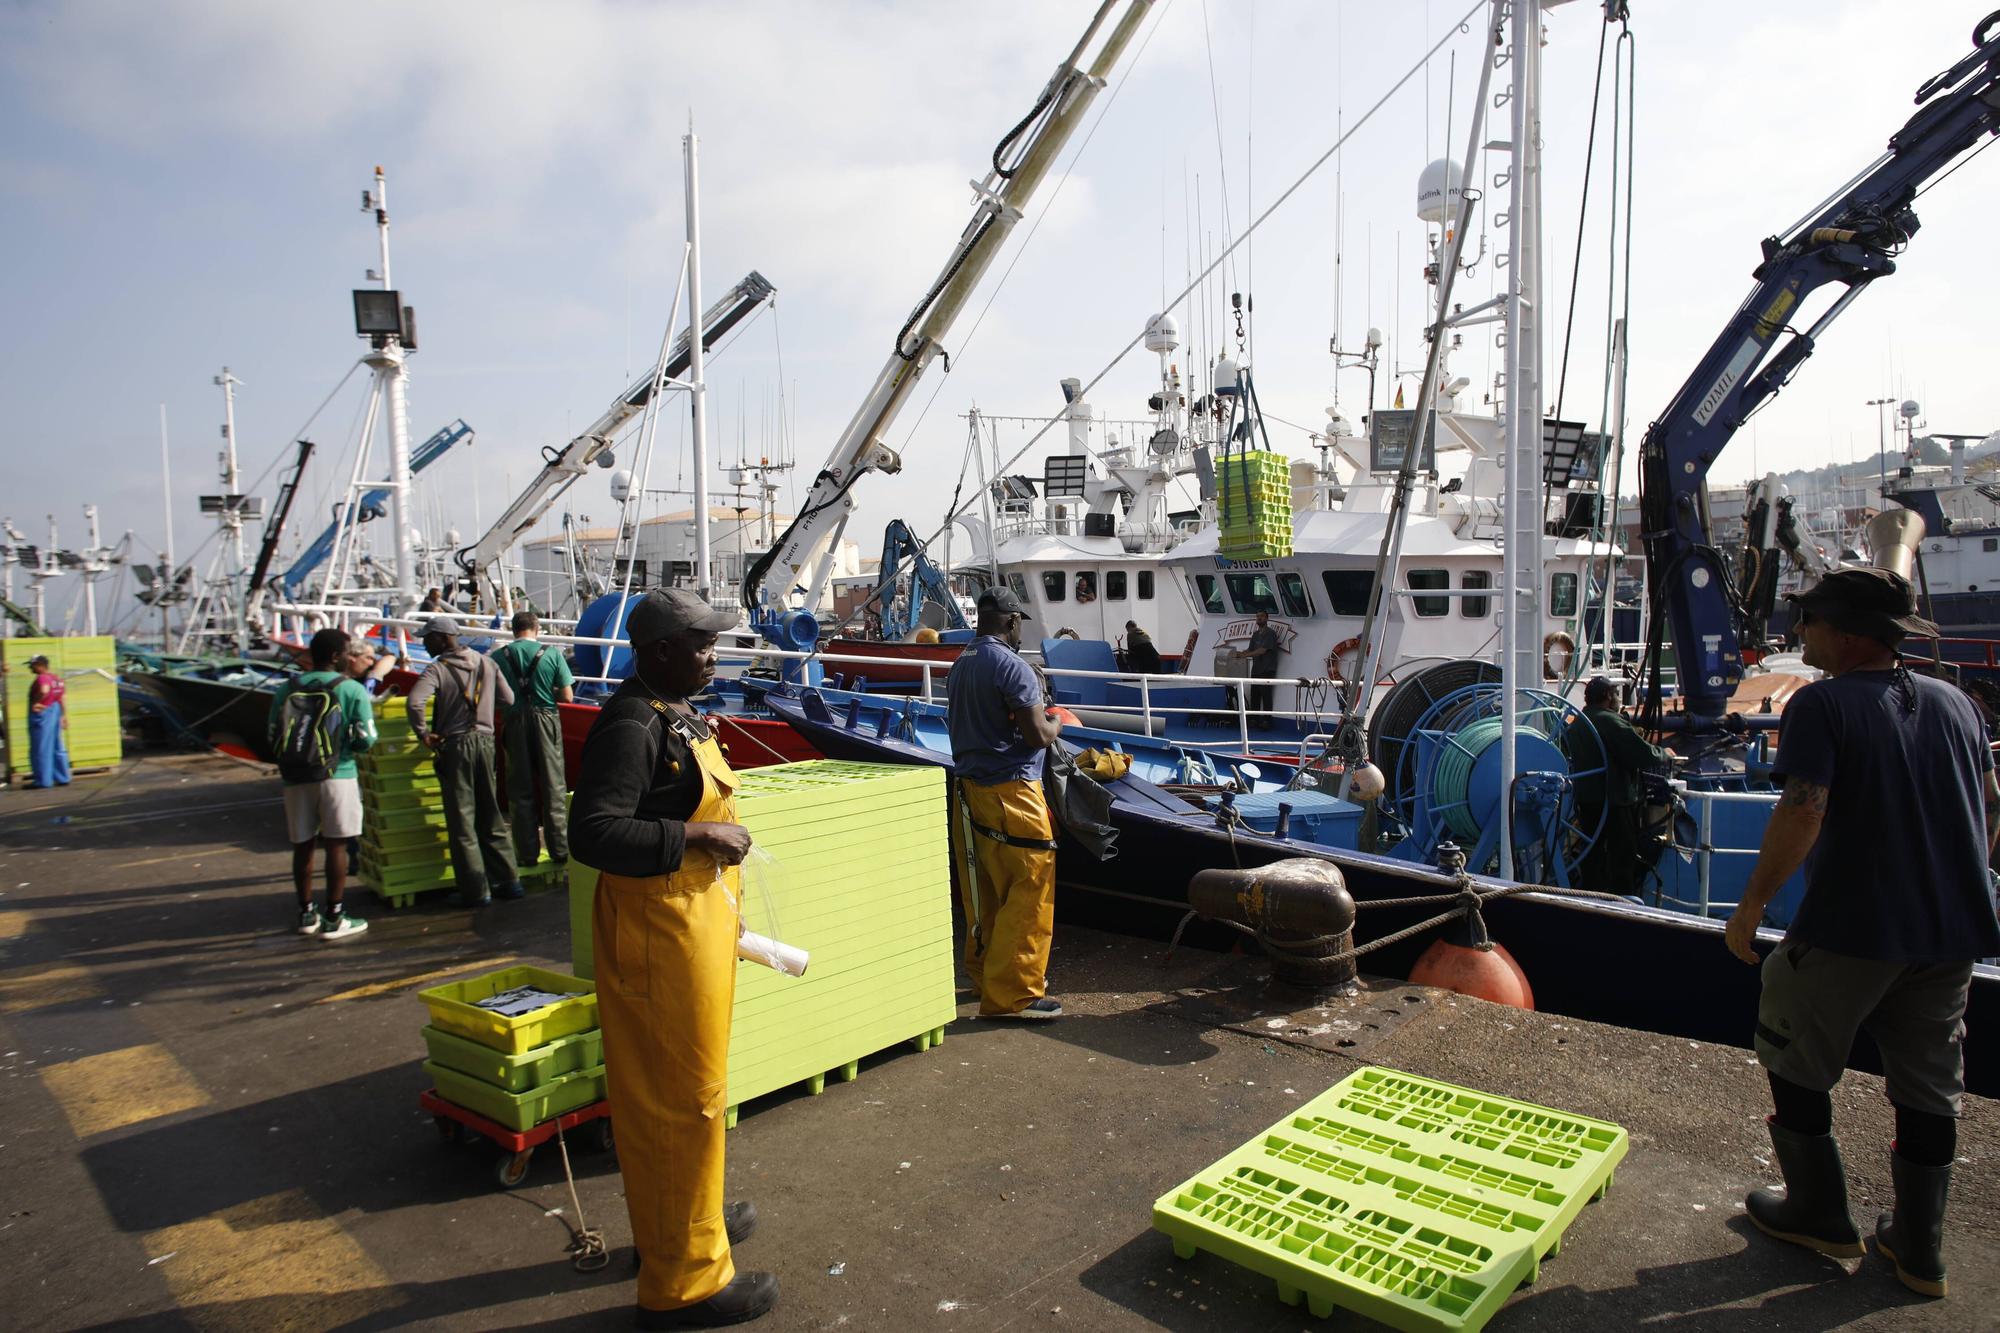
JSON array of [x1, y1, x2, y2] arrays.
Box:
[[1217, 449, 1294, 560], [567, 760, 955, 1127], [2, 636, 122, 780], [418, 963, 605, 1131], [355, 697, 562, 909], [1153, 1066, 1628, 1332]]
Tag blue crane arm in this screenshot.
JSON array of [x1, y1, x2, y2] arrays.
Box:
[[876, 519, 967, 640], [1638, 13, 2000, 721], [279, 419, 474, 595]]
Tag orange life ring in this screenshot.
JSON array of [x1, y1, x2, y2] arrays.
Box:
[[1324, 636, 1363, 682], [1542, 630, 1576, 680]]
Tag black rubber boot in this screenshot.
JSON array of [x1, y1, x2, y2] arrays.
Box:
[[1875, 1151, 1951, 1297], [635, 1272, 779, 1328], [1745, 1118, 1864, 1259]]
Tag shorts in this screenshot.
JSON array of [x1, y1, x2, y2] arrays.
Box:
[[1754, 940, 1974, 1117], [283, 777, 362, 844]]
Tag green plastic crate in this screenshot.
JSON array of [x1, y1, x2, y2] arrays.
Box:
[[1153, 1066, 1627, 1331], [419, 964, 598, 1055], [424, 1060, 607, 1131], [363, 805, 448, 835], [420, 1024, 604, 1093]]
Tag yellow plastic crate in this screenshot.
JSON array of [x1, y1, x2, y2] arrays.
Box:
[[419, 964, 598, 1055]]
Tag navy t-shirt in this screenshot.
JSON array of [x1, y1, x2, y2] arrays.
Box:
[[945, 636, 1047, 785], [1772, 670, 2000, 963]]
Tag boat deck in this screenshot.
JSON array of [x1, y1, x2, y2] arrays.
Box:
[[1, 754, 1994, 1330]]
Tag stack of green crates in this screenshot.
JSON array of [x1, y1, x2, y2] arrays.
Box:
[[566, 760, 955, 1127], [418, 963, 605, 1131], [3, 635, 122, 778], [357, 698, 562, 909], [1217, 449, 1294, 560]]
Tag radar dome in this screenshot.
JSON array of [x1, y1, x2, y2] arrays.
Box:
[[609, 468, 634, 503], [1143, 312, 1180, 355], [1416, 158, 1465, 224]]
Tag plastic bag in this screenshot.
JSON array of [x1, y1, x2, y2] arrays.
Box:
[[719, 846, 809, 977]]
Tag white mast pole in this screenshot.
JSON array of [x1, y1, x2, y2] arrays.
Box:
[[364, 166, 419, 612], [213, 366, 246, 642], [159, 403, 176, 646], [82, 504, 100, 636], [1498, 0, 1546, 880], [684, 123, 713, 601]]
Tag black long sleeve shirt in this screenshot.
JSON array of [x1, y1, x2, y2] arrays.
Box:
[[568, 680, 707, 877]]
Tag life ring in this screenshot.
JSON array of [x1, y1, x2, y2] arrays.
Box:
[[1543, 630, 1576, 680], [1324, 636, 1363, 682]]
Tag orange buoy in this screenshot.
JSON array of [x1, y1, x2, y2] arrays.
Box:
[[1409, 937, 1535, 1009], [1049, 706, 1081, 728]]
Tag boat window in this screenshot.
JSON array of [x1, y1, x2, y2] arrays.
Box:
[[1007, 573, 1031, 604], [1042, 571, 1067, 602], [1106, 570, 1128, 600], [1985, 538, 1998, 553], [1551, 571, 1580, 617], [1225, 572, 1281, 615], [1460, 569, 1491, 619], [614, 558, 648, 587], [1192, 574, 1224, 614], [1319, 569, 1375, 617], [1409, 569, 1450, 617], [1075, 571, 1097, 603], [1138, 571, 1155, 599], [1277, 572, 1313, 617]]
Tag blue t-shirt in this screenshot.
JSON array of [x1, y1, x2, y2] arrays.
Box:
[[1772, 669, 2000, 963], [945, 636, 1047, 785]]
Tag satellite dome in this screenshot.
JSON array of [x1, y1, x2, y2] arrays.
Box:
[[1416, 158, 1465, 225], [1143, 312, 1180, 355]]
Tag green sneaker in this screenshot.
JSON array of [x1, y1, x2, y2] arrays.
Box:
[[296, 908, 323, 935], [319, 913, 369, 942]]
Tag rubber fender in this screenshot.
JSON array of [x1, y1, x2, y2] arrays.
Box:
[[1409, 937, 1535, 1010]]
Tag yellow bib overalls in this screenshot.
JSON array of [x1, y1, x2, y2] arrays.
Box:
[[593, 724, 741, 1312]]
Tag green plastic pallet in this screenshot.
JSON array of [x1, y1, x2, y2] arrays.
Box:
[[1152, 1066, 1626, 1332]]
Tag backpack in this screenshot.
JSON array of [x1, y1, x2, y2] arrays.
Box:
[[276, 685, 345, 782]]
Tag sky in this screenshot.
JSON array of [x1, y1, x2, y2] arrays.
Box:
[[4, 0, 1996, 633]]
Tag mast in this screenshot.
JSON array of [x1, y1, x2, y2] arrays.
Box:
[[1497, 0, 1546, 880], [684, 125, 713, 600], [213, 366, 246, 642], [361, 166, 419, 611], [159, 403, 176, 647]]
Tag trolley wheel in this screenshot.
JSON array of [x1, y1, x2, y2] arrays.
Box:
[[591, 1118, 615, 1153], [433, 1115, 460, 1144], [496, 1149, 534, 1188]]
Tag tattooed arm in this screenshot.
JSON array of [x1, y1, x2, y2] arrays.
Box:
[[1724, 776, 1829, 963]]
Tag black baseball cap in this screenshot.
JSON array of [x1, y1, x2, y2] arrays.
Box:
[[626, 588, 737, 646], [1784, 567, 1938, 642], [976, 586, 1031, 619]]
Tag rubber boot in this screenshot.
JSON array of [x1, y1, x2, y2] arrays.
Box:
[[635, 1271, 779, 1328], [1875, 1151, 1951, 1297], [1745, 1118, 1864, 1259]]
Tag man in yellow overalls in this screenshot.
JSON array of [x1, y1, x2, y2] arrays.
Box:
[[945, 587, 1065, 1019], [569, 588, 777, 1328]]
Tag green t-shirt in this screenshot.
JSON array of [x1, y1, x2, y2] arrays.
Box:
[[267, 671, 378, 781], [493, 638, 575, 711]]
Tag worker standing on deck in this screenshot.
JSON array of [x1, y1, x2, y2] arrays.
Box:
[[268, 628, 375, 940], [946, 586, 1064, 1021], [570, 588, 777, 1328], [1237, 610, 1282, 729], [407, 616, 523, 908], [494, 609, 575, 869], [1565, 677, 1669, 895], [24, 654, 70, 789], [1725, 568, 2000, 1299]]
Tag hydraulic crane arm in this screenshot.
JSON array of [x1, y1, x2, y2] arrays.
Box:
[[875, 519, 968, 640], [1639, 11, 2000, 721], [742, 0, 1155, 623], [246, 437, 316, 621], [456, 271, 775, 596]]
